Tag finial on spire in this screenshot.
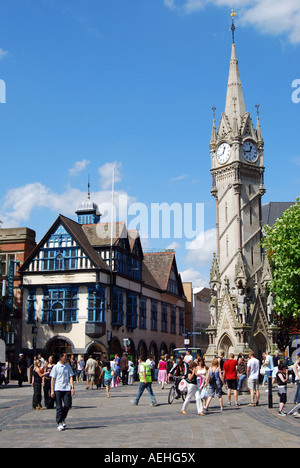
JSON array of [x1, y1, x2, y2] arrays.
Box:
[[230, 10, 237, 44], [255, 104, 260, 118], [212, 106, 216, 122]]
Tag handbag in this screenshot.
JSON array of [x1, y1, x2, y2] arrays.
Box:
[[179, 379, 188, 392], [260, 367, 266, 376]]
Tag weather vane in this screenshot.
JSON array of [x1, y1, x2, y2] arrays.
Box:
[[230, 10, 237, 44]]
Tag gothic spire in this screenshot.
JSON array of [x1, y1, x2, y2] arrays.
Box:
[[224, 12, 246, 127]]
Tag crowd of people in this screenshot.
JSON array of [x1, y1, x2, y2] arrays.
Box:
[[2, 348, 300, 431], [168, 349, 300, 418]]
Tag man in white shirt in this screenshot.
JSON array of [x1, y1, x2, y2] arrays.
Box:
[[184, 350, 193, 365], [50, 353, 75, 431], [247, 351, 260, 407]]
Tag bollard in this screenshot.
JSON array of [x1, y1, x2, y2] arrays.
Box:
[[268, 375, 273, 408]]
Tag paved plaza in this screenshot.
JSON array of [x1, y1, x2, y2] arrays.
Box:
[[0, 380, 299, 449]]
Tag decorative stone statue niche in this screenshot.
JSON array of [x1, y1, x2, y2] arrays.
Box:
[[209, 286, 218, 326], [236, 288, 247, 324], [267, 291, 274, 325]]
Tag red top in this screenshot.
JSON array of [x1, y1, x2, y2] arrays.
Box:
[[223, 359, 238, 379], [158, 360, 167, 370]]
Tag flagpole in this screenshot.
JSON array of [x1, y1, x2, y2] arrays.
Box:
[[110, 164, 115, 269]]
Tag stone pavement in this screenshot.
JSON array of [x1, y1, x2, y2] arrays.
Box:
[[0, 380, 299, 449]]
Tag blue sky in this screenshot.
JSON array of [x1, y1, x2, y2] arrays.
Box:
[[0, 0, 299, 288]]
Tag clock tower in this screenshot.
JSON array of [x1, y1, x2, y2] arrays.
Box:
[[206, 12, 279, 361]]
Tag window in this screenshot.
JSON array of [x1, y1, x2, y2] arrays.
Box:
[[0, 253, 16, 276], [151, 301, 158, 331], [111, 289, 124, 327], [42, 249, 78, 271], [27, 291, 36, 324], [171, 306, 177, 334], [179, 308, 185, 336], [161, 304, 168, 333], [126, 293, 138, 329], [139, 298, 147, 329], [42, 288, 78, 324], [87, 287, 106, 323]]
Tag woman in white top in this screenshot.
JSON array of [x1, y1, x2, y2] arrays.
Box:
[[196, 358, 209, 415], [293, 353, 300, 405]]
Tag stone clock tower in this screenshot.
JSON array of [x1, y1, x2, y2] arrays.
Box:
[[205, 12, 280, 361]]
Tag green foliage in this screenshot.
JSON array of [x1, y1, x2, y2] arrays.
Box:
[[262, 197, 300, 320]]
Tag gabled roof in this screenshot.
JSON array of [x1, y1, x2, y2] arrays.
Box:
[[262, 202, 295, 227], [143, 251, 184, 297], [20, 215, 109, 272], [82, 222, 129, 249], [127, 230, 144, 259]]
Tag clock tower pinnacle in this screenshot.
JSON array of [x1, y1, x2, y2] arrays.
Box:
[[205, 12, 277, 362]]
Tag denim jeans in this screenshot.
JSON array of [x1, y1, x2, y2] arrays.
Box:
[[294, 381, 300, 404], [55, 391, 72, 424], [237, 374, 247, 390], [134, 382, 157, 405]]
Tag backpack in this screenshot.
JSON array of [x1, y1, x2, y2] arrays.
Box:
[[209, 371, 217, 385]]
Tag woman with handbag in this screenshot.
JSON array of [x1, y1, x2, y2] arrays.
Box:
[[196, 358, 209, 413], [181, 362, 205, 416], [205, 358, 225, 412]]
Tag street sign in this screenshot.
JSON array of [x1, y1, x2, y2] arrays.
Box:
[[0, 339, 6, 362], [7, 262, 15, 309]]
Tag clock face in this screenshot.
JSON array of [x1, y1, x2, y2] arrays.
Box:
[[243, 141, 258, 163], [217, 143, 231, 164]]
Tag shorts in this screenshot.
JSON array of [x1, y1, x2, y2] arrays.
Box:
[[87, 373, 95, 382], [208, 383, 222, 399], [248, 378, 259, 391], [278, 386, 287, 404], [104, 378, 112, 387], [226, 379, 238, 390]]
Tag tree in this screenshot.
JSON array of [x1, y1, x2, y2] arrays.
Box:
[[262, 197, 300, 322]]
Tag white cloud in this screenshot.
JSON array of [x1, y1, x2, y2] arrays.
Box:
[[164, 0, 300, 44], [68, 159, 90, 176], [170, 174, 188, 183], [0, 48, 8, 60], [185, 227, 217, 266], [0, 161, 133, 229], [180, 267, 209, 289], [98, 161, 123, 190], [166, 241, 182, 250]]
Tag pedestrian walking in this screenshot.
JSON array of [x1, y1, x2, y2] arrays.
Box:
[[43, 355, 55, 409], [276, 363, 289, 416], [262, 352, 274, 388], [237, 355, 247, 392], [146, 355, 156, 382], [32, 359, 44, 410], [131, 356, 158, 406], [120, 352, 129, 385], [76, 355, 85, 382], [196, 358, 209, 409], [205, 358, 224, 412], [157, 355, 168, 389], [85, 355, 98, 390], [103, 362, 114, 398], [17, 354, 28, 387], [223, 353, 239, 406], [0, 362, 8, 386], [181, 362, 205, 416], [247, 350, 260, 407], [128, 361, 135, 385], [50, 353, 75, 431], [293, 352, 300, 407]]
